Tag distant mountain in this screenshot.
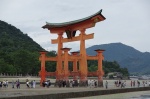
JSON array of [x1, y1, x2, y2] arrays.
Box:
[[86, 43, 150, 74]]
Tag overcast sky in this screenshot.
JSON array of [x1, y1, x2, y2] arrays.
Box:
[[0, 0, 150, 52]]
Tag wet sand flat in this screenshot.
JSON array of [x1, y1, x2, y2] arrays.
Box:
[[70, 91, 150, 99]]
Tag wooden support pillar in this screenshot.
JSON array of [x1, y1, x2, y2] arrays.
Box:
[[61, 48, 71, 87], [56, 33, 63, 81], [61, 48, 71, 80], [71, 52, 79, 80], [79, 29, 88, 86], [95, 49, 105, 87], [39, 51, 47, 85]]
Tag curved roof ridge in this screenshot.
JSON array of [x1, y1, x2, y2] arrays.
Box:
[[43, 9, 105, 28]]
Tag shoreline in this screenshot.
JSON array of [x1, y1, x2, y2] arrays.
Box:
[[1, 86, 150, 99]]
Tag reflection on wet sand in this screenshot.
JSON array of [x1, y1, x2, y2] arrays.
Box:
[[70, 91, 150, 99]]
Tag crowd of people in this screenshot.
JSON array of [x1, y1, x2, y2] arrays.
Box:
[[130, 80, 150, 87], [42, 80, 51, 88], [0, 79, 150, 89], [113, 80, 150, 89], [142, 80, 150, 87], [54, 80, 78, 88], [114, 80, 127, 88], [88, 80, 98, 88], [26, 79, 36, 88], [0, 79, 36, 89], [0, 80, 9, 88], [0, 79, 20, 89]]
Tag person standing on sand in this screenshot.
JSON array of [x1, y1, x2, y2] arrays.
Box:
[[0, 81, 2, 88], [89, 80, 92, 88], [3, 80, 6, 88], [143, 81, 145, 87], [105, 81, 108, 89], [12, 80, 15, 88], [26, 80, 30, 88], [133, 80, 135, 87], [6, 80, 8, 87], [33, 80, 36, 88], [137, 80, 140, 87], [16, 79, 20, 89], [118, 80, 121, 87], [30, 80, 33, 88], [131, 80, 132, 87], [94, 80, 97, 88], [91, 80, 94, 88]]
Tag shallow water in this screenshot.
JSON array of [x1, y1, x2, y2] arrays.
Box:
[[70, 91, 150, 99]]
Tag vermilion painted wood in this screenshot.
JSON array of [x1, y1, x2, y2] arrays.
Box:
[[39, 10, 106, 86]]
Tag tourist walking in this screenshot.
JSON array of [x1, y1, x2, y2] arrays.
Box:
[[91, 80, 94, 88], [62, 80, 66, 87], [121, 82, 124, 88], [16, 79, 20, 89], [137, 80, 140, 87], [72, 80, 75, 87], [114, 81, 117, 87], [143, 81, 145, 87], [33, 80, 36, 88], [0, 81, 2, 88], [88, 80, 90, 87], [26, 80, 30, 88], [121, 81, 126, 88], [47, 80, 51, 88], [105, 81, 108, 89], [6, 80, 9, 87], [94, 80, 97, 88], [30, 80, 33, 88], [118, 80, 121, 87], [12, 80, 15, 88], [123, 81, 126, 88], [88, 80, 92, 88], [131, 80, 132, 87], [133, 80, 135, 87], [3, 80, 6, 88]]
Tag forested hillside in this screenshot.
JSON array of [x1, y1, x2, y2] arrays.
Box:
[[0, 20, 44, 75], [0, 20, 129, 76], [88, 60, 129, 76]]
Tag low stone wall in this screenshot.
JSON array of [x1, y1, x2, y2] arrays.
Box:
[[2, 87, 150, 99]]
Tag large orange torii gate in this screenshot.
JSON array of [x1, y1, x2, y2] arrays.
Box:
[[39, 9, 106, 87]]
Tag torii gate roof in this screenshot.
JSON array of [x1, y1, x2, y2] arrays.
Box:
[[42, 9, 106, 29]]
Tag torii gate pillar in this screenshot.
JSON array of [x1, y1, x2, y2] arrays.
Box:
[[56, 33, 63, 81], [61, 48, 71, 87], [79, 29, 88, 85], [71, 52, 79, 80], [95, 49, 105, 87], [39, 51, 47, 85]]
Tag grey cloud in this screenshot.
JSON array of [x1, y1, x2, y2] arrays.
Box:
[[0, 0, 150, 52]]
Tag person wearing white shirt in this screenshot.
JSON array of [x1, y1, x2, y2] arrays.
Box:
[[33, 80, 36, 88]]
